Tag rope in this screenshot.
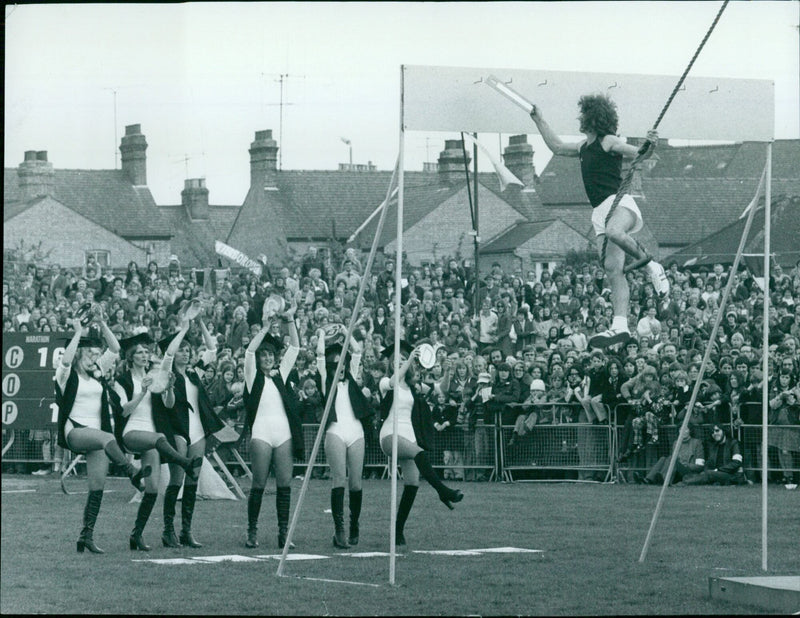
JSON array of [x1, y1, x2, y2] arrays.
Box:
[[600, 0, 730, 267]]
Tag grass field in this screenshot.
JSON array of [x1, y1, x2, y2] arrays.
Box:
[[1, 473, 797, 615]]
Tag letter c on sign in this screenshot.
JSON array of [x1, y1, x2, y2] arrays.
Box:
[[5, 346, 24, 369]]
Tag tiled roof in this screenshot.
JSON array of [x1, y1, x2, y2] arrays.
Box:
[[533, 139, 800, 247], [667, 193, 800, 268], [158, 204, 241, 268], [480, 220, 561, 253], [4, 167, 170, 238], [641, 178, 800, 247]]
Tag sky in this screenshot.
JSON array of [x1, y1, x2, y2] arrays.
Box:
[[5, 2, 799, 206]]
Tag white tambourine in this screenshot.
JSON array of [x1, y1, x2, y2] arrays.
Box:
[[417, 343, 436, 369], [146, 367, 171, 394], [263, 295, 285, 318], [180, 299, 204, 321]]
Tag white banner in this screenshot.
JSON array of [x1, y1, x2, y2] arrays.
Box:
[[214, 240, 262, 276], [403, 65, 774, 141]]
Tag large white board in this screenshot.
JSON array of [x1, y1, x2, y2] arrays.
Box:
[[403, 65, 774, 141]]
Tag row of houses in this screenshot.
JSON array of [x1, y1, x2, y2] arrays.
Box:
[[4, 123, 799, 277]]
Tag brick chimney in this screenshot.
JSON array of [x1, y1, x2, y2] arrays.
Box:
[[249, 129, 279, 188], [17, 150, 55, 201], [503, 135, 536, 185], [119, 124, 148, 186], [182, 178, 209, 220], [437, 139, 471, 186]]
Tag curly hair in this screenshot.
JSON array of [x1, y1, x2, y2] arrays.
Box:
[[578, 94, 619, 137]]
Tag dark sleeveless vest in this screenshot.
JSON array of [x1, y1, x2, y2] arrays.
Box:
[[379, 386, 434, 451], [243, 369, 305, 459], [579, 137, 623, 207], [55, 369, 117, 450], [152, 369, 224, 446], [322, 367, 373, 430]]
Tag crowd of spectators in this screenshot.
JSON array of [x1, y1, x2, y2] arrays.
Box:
[[3, 248, 799, 487]]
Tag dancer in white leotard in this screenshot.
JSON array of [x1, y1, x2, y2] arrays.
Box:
[[114, 332, 202, 551], [316, 332, 373, 548], [55, 315, 151, 554], [243, 300, 304, 550], [379, 341, 463, 547]]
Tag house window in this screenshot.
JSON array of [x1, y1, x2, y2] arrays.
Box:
[[85, 250, 110, 268]]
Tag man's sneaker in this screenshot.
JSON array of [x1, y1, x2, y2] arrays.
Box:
[[648, 261, 670, 298], [588, 328, 632, 349]]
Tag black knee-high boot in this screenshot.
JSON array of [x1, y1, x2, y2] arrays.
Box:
[[104, 440, 152, 490], [414, 450, 463, 509], [179, 483, 202, 548], [246, 486, 265, 548], [276, 486, 294, 549], [395, 485, 418, 547], [77, 489, 104, 553], [162, 485, 181, 548], [331, 487, 349, 549], [155, 437, 202, 481], [348, 489, 363, 546], [130, 492, 158, 551]]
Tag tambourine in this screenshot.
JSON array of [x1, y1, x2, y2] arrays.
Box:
[[417, 343, 436, 369], [321, 323, 345, 344], [76, 302, 95, 326], [146, 367, 171, 394], [263, 295, 285, 318], [179, 298, 204, 321]]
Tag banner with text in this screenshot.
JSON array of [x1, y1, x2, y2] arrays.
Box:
[[214, 241, 262, 276]]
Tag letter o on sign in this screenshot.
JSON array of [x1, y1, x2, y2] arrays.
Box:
[[2, 401, 18, 425], [2, 374, 20, 397]]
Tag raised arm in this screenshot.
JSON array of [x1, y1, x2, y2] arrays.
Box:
[[603, 130, 659, 160], [530, 106, 581, 158]]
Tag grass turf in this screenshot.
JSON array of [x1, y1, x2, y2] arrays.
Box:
[[1, 474, 797, 615]]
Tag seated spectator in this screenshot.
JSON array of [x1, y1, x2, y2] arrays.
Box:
[[643, 425, 705, 485], [683, 424, 746, 485]]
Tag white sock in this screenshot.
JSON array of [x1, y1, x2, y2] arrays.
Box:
[[612, 316, 629, 332]]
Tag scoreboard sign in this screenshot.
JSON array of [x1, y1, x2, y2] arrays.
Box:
[[2, 333, 64, 429]]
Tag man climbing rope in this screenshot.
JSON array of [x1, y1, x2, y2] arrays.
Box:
[[530, 94, 670, 348]]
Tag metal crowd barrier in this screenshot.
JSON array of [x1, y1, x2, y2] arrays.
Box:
[[3, 413, 798, 484]]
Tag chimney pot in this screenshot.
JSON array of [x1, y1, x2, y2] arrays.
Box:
[[503, 135, 535, 186], [120, 124, 148, 185], [18, 150, 55, 201], [182, 177, 210, 220], [437, 140, 470, 185], [250, 129, 279, 188]]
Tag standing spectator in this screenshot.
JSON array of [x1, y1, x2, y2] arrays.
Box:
[[476, 297, 498, 354], [768, 371, 800, 489]]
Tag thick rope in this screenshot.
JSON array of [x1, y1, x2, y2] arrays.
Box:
[[600, 0, 730, 268]]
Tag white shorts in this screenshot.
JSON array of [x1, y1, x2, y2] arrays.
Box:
[[591, 193, 643, 236]]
